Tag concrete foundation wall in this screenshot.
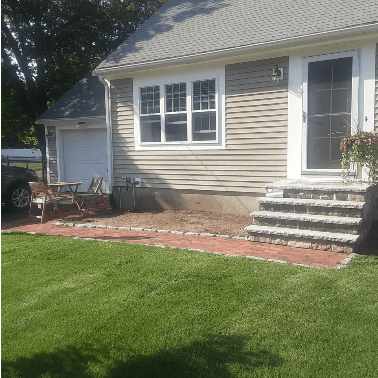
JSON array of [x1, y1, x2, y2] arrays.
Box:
[[111, 187, 260, 216]]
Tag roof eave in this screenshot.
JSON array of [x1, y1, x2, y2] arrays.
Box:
[[35, 115, 106, 125], [93, 22, 378, 76]]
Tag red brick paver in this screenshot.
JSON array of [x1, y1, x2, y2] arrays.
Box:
[[2, 218, 351, 269]]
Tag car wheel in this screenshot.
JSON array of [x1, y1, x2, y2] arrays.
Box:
[[7, 183, 31, 211]]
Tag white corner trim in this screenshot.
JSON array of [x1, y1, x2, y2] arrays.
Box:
[[359, 44, 376, 181], [44, 125, 51, 184], [287, 55, 303, 180], [56, 128, 63, 183], [359, 44, 376, 133]]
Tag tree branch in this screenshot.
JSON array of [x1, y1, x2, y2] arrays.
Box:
[[2, 16, 39, 103], [1, 49, 37, 121]]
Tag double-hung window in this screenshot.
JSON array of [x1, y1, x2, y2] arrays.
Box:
[[165, 82, 188, 142], [192, 80, 216, 141], [136, 72, 223, 149], [140, 85, 161, 142]]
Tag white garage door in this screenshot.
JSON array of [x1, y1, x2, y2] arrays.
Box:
[[62, 128, 108, 192]]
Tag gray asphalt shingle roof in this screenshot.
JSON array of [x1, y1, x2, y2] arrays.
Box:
[[95, 0, 378, 72], [38, 72, 105, 121]]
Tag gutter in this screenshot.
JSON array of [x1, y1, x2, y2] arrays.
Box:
[[35, 116, 105, 125], [98, 75, 113, 194], [94, 22, 378, 75]]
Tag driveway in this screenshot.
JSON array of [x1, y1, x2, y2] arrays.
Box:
[[1, 205, 29, 223]]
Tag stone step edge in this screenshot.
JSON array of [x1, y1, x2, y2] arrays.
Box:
[[257, 197, 365, 209], [263, 180, 372, 192], [53, 221, 249, 240], [250, 211, 362, 225], [244, 225, 360, 243]]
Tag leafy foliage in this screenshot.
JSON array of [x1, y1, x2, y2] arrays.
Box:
[[340, 131, 378, 183], [1, 0, 165, 147]]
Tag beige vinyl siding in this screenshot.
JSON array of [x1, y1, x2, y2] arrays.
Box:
[[46, 126, 58, 183], [375, 43, 378, 132], [111, 57, 288, 194]]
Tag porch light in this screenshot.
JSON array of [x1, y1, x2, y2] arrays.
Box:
[[46, 131, 54, 138], [77, 121, 86, 128], [271, 65, 283, 82]]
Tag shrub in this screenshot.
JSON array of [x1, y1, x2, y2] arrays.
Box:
[[340, 131, 378, 183]]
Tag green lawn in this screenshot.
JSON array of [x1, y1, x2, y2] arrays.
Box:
[[2, 232, 378, 378], [8, 162, 42, 171]]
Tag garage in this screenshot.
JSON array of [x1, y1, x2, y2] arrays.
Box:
[[62, 128, 108, 192], [36, 71, 108, 192]]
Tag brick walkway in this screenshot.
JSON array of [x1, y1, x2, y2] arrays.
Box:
[[2, 216, 357, 269]]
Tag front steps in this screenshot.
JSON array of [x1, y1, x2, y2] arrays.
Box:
[[245, 180, 378, 253]]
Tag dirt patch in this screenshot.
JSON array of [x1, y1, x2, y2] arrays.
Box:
[[69, 209, 252, 237]]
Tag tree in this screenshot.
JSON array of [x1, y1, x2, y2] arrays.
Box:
[[1, 0, 165, 148]]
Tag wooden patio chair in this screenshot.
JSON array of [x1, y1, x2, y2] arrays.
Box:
[[28, 182, 65, 223], [76, 177, 110, 214]]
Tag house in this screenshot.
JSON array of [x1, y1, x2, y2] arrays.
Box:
[[36, 72, 109, 192], [41, 0, 378, 217]]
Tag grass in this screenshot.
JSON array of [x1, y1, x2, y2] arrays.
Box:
[[2, 232, 378, 378], [8, 162, 42, 171]]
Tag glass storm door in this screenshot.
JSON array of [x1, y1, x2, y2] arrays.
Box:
[[306, 57, 353, 169]]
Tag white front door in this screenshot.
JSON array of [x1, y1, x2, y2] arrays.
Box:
[[62, 128, 108, 192], [302, 51, 359, 174]]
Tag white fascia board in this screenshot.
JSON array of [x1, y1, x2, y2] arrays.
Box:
[[36, 116, 106, 128], [94, 23, 378, 76], [36, 116, 105, 123]]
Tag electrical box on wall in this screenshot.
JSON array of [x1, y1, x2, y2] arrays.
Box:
[[121, 177, 141, 187]]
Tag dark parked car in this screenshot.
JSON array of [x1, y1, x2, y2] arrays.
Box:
[[1, 164, 40, 211]]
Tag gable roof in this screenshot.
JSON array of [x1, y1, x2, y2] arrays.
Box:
[[95, 0, 378, 74], [37, 72, 105, 121]]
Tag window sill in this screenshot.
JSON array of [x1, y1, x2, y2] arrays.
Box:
[[135, 142, 225, 151], [301, 169, 343, 175]]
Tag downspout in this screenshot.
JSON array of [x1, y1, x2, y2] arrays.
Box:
[[98, 75, 113, 194], [44, 125, 50, 184]]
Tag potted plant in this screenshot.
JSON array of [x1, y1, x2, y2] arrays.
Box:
[[340, 131, 378, 183]]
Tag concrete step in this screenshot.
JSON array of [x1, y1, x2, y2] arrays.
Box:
[[249, 180, 378, 253], [244, 224, 361, 253], [264, 180, 371, 202], [258, 197, 365, 218], [251, 211, 363, 234]]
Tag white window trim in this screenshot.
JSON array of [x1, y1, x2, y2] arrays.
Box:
[[301, 50, 359, 174], [133, 66, 225, 150]]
